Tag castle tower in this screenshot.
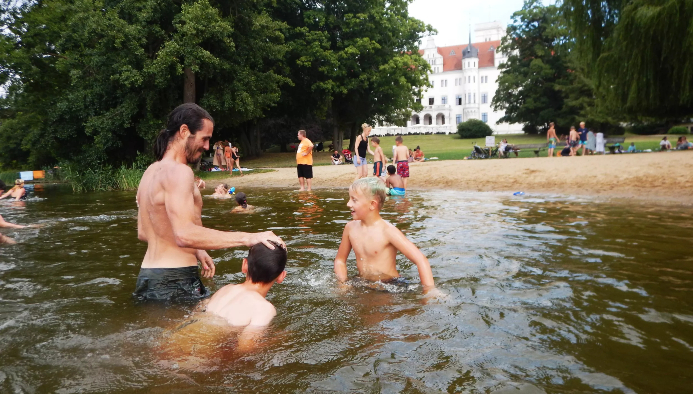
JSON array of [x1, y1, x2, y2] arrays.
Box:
[[462, 30, 479, 121]]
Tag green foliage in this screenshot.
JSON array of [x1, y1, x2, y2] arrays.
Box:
[[562, 0, 693, 118], [668, 126, 689, 135], [457, 119, 493, 139], [491, 0, 573, 134], [628, 123, 667, 135], [0, 171, 17, 186], [0, 0, 288, 170], [60, 162, 143, 193]]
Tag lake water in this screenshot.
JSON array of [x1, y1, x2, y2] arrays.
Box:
[[1, 185, 692, 393]]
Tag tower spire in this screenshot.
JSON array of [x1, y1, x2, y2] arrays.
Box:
[[469, 24, 472, 45]]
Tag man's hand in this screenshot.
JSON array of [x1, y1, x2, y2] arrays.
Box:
[[244, 231, 285, 250], [196, 250, 215, 278]]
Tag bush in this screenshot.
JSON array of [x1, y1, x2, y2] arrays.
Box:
[[628, 123, 666, 135], [457, 119, 494, 139], [668, 126, 689, 134]]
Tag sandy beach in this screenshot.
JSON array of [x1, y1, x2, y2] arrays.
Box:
[[219, 151, 693, 204]]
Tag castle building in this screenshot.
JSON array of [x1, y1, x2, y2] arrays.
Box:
[[372, 21, 522, 136]]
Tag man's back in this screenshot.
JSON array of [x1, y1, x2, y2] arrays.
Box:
[[137, 159, 199, 268]]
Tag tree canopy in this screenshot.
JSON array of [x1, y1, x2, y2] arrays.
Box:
[[0, 0, 432, 169], [562, 0, 693, 118]]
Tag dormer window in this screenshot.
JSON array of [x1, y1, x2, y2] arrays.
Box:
[[450, 50, 456, 56], [489, 46, 494, 51]]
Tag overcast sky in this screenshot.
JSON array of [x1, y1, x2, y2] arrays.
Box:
[[409, 0, 527, 47]]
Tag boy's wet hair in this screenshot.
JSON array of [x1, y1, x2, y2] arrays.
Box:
[[371, 136, 380, 144], [395, 135, 403, 143], [235, 192, 248, 208], [387, 165, 396, 175], [247, 241, 287, 284], [570, 126, 576, 130], [350, 178, 387, 210]]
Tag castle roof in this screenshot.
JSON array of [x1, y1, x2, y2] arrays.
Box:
[[436, 40, 501, 71]]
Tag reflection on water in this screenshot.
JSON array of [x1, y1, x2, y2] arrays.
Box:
[[1, 186, 692, 392]]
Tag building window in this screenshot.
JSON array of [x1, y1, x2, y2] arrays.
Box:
[[456, 114, 462, 124], [481, 93, 487, 104], [482, 113, 488, 123], [455, 79, 457, 86], [431, 80, 435, 88], [467, 76, 470, 83], [468, 93, 471, 103], [415, 97, 421, 104], [474, 62, 476, 67], [474, 93, 476, 103], [450, 50, 455, 55], [441, 96, 447, 104], [456, 95, 462, 105], [429, 97, 434, 105]]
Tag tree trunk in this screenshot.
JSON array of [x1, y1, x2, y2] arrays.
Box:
[[348, 122, 358, 152], [332, 124, 342, 152], [184, 67, 195, 103], [250, 125, 262, 157]]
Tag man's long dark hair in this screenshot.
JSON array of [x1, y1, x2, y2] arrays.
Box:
[[154, 103, 215, 161]]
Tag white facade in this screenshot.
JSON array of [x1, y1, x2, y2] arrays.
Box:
[[373, 21, 522, 136]]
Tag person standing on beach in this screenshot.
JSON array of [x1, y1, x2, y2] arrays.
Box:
[[392, 136, 410, 189], [296, 129, 314, 191], [353, 124, 374, 180], [577, 122, 588, 156], [134, 103, 284, 303], [546, 122, 559, 157], [568, 126, 580, 156]]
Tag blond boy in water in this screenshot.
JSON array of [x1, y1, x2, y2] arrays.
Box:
[[334, 178, 434, 291]]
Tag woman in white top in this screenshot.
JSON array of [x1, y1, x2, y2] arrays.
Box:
[[660, 137, 672, 151]]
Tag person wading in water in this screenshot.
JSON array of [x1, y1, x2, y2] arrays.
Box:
[[134, 103, 284, 303]]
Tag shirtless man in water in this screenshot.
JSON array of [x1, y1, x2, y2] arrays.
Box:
[[134, 103, 283, 302]]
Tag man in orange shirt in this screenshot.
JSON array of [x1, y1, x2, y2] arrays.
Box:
[[296, 130, 314, 191]]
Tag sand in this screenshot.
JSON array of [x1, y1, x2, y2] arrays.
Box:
[[217, 151, 693, 204]]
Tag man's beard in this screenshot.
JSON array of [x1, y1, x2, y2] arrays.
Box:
[[185, 138, 204, 164]]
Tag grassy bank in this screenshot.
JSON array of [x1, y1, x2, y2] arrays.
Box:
[[240, 133, 669, 168]]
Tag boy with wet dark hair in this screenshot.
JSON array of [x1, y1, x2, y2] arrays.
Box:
[[231, 192, 255, 213], [202, 241, 287, 348], [384, 165, 405, 196], [162, 242, 288, 360]]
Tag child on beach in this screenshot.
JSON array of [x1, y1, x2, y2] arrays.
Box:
[[392, 136, 410, 189], [334, 178, 434, 291], [161, 242, 287, 363], [384, 165, 405, 196], [231, 192, 255, 213], [370, 137, 387, 178]]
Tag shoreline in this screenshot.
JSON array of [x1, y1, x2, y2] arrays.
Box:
[[214, 151, 693, 205]]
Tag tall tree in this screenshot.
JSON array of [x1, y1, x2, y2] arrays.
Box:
[[562, 0, 693, 118], [0, 0, 288, 168], [269, 0, 432, 152], [492, 0, 573, 133]]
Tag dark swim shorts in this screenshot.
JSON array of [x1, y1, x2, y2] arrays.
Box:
[[133, 266, 209, 303]]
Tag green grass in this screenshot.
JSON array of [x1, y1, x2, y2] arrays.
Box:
[[237, 133, 670, 167], [0, 171, 18, 185]]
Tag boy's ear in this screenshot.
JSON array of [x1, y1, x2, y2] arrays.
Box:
[[276, 270, 287, 284], [241, 258, 248, 274], [370, 199, 378, 211]]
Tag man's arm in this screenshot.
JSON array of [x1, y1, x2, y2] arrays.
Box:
[[165, 165, 283, 250], [387, 225, 434, 289], [301, 141, 313, 156], [334, 224, 353, 282]]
